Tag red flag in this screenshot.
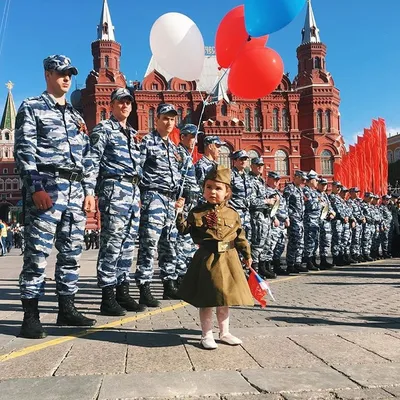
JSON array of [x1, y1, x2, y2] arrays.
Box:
[[379, 118, 388, 195]]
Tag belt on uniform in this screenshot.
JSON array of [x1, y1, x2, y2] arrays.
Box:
[[104, 175, 139, 185], [37, 165, 83, 182], [199, 240, 235, 253], [153, 189, 177, 199]]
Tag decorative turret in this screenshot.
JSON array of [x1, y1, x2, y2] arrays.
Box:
[[97, 0, 115, 41], [0, 81, 16, 131], [301, 0, 321, 45]]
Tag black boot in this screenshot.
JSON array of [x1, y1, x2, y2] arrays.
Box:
[[176, 275, 184, 289], [312, 256, 319, 268], [343, 254, 351, 265], [286, 264, 298, 274], [163, 280, 180, 300], [295, 263, 309, 273], [20, 299, 47, 339], [319, 256, 333, 270], [139, 282, 161, 307], [358, 254, 366, 263], [57, 295, 97, 326], [116, 282, 146, 312], [348, 255, 358, 264], [334, 255, 345, 266], [100, 286, 127, 316], [306, 258, 319, 271], [272, 259, 289, 275], [364, 254, 374, 262], [259, 261, 276, 279]]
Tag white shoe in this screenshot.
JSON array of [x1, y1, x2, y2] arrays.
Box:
[[219, 333, 242, 345], [200, 335, 218, 350]]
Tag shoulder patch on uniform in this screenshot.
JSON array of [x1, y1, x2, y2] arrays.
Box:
[[90, 133, 100, 146]]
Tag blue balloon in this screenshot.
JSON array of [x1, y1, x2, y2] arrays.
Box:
[[245, 0, 307, 37]]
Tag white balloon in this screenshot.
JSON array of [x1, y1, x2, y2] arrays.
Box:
[[150, 12, 205, 81]]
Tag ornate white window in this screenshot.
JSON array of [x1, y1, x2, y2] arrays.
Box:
[[275, 150, 288, 176], [321, 150, 334, 175], [218, 145, 231, 168]]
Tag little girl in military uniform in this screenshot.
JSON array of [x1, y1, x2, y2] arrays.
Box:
[[175, 165, 254, 350]]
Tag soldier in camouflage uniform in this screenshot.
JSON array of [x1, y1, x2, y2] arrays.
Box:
[[135, 104, 183, 307], [348, 187, 365, 262], [90, 88, 145, 316], [370, 195, 383, 260], [329, 181, 347, 266], [303, 171, 322, 271], [195, 136, 225, 187], [339, 187, 355, 265], [175, 124, 202, 285], [230, 150, 254, 242], [360, 192, 375, 261], [379, 195, 393, 258], [283, 170, 308, 273], [14, 55, 96, 339], [248, 158, 277, 279], [265, 171, 290, 275], [317, 178, 334, 269]]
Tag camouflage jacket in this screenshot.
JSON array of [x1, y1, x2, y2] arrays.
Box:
[[329, 193, 347, 221], [195, 155, 217, 187], [379, 204, 393, 229], [303, 186, 323, 221], [176, 143, 201, 202], [347, 198, 365, 224], [283, 183, 304, 220], [139, 131, 181, 194], [14, 91, 94, 195], [89, 116, 141, 185], [229, 167, 256, 211]]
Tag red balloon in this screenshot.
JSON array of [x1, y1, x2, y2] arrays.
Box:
[[215, 5, 268, 69], [228, 46, 284, 99]]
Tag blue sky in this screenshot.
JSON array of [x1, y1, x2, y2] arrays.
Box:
[[0, 0, 399, 145]]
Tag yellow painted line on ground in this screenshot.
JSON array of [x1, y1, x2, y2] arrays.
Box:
[[0, 301, 188, 363]]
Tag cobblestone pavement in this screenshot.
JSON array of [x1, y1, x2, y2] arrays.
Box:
[[0, 248, 399, 400]]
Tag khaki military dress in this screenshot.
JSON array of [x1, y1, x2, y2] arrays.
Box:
[[176, 201, 254, 308]]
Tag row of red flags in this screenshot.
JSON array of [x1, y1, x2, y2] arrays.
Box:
[[334, 118, 388, 196]]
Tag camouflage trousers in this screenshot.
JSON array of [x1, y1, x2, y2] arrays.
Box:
[[319, 219, 332, 257], [361, 223, 374, 256], [371, 224, 381, 254], [175, 202, 198, 277], [237, 208, 252, 243], [331, 220, 344, 256], [250, 211, 270, 263], [286, 218, 304, 265], [265, 223, 286, 262], [304, 218, 320, 259], [341, 222, 352, 256], [350, 223, 362, 257], [135, 191, 178, 284], [20, 177, 86, 299], [380, 227, 391, 254], [96, 180, 140, 288]]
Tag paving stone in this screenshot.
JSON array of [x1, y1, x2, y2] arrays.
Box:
[[0, 343, 72, 380], [0, 374, 102, 400], [55, 332, 127, 376], [224, 395, 284, 400], [281, 391, 337, 400], [340, 333, 400, 361], [384, 386, 400, 397], [126, 331, 192, 373], [99, 370, 258, 399], [337, 363, 400, 387], [242, 337, 324, 368], [184, 337, 260, 371], [241, 365, 358, 393], [291, 334, 388, 366], [334, 387, 396, 399]]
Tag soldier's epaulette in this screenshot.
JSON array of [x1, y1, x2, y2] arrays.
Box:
[[24, 96, 42, 103]]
